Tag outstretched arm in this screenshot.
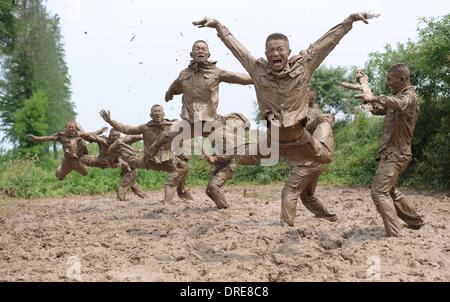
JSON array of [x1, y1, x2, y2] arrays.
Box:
[[26, 134, 58, 142], [78, 126, 108, 142], [341, 69, 373, 96], [306, 12, 379, 72], [193, 17, 257, 77], [364, 93, 413, 112], [99, 110, 142, 135], [93, 126, 108, 135], [122, 134, 143, 145], [369, 103, 387, 115], [165, 77, 183, 102], [219, 69, 253, 85], [341, 69, 385, 114]]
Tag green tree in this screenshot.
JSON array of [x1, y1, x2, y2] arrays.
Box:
[[0, 0, 17, 53], [311, 65, 359, 117], [0, 0, 74, 154], [12, 89, 49, 153]]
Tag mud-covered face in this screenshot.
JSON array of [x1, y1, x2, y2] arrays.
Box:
[[190, 41, 210, 63], [66, 123, 77, 136], [265, 39, 291, 72], [308, 88, 317, 107], [150, 106, 165, 123], [109, 130, 121, 142], [387, 72, 407, 94]]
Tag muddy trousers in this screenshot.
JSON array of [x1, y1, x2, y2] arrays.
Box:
[[121, 151, 191, 204], [80, 155, 146, 201], [79, 155, 110, 169], [117, 168, 147, 201], [371, 154, 424, 237], [206, 160, 236, 209], [56, 157, 88, 180], [271, 121, 334, 164], [280, 163, 336, 226]]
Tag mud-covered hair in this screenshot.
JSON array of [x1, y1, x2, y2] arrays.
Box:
[[192, 40, 209, 49], [151, 104, 164, 112], [266, 33, 289, 48], [388, 64, 410, 79]]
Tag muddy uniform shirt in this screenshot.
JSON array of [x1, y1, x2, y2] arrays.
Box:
[[166, 61, 252, 123], [107, 119, 175, 164], [32, 132, 94, 158], [370, 86, 420, 160], [215, 22, 352, 129]]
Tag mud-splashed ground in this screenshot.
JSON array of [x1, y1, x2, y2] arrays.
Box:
[[0, 185, 448, 281]]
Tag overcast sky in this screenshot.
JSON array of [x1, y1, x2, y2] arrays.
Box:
[[43, 0, 449, 133]]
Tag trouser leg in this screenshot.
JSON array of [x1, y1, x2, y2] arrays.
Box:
[[280, 164, 309, 226], [273, 120, 334, 164], [176, 159, 194, 202], [390, 187, 424, 228], [206, 160, 236, 209], [55, 158, 71, 181], [80, 155, 109, 169], [56, 158, 88, 180], [371, 155, 410, 237], [151, 158, 189, 204], [300, 166, 337, 222], [117, 167, 137, 201]]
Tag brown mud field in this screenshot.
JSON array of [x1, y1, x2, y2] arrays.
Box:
[[0, 185, 449, 281]]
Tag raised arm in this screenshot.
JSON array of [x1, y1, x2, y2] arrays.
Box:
[[122, 134, 143, 145], [219, 69, 253, 85], [306, 13, 379, 72], [26, 134, 58, 142], [341, 69, 385, 114], [193, 18, 257, 76], [93, 126, 108, 135], [99, 110, 142, 135], [165, 77, 183, 102], [78, 126, 108, 142]]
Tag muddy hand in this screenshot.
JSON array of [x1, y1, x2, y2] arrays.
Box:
[[193, 17, 219, 28], [340, 82, 363, 91], [100, 109, 112, 123], [348, 12, 380, 24], [165, 91, 173, 102]]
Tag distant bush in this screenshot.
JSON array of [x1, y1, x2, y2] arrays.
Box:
[[0, 155, 47, 198], [321, 112, 383, 186]]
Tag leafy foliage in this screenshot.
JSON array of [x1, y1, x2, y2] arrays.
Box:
[[311, 66, 359, 117], [0, 0, 74, 148]]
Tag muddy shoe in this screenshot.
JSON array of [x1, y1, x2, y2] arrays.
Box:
[[178, 189, 194, 202], [406, 221, 425, 230], [321, 214, 337, 222], [131, 187, 148, 199]]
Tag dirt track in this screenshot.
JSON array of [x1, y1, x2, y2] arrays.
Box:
[[0, 185, 449, 281]]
